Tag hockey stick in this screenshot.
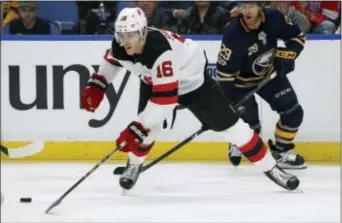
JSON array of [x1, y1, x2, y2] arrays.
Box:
[[231, 72, 277, 113], [113, 126, 208, 175], [45, 144, 123, 214], [0, 141, 44, 158], [113, 73, 277, 175]]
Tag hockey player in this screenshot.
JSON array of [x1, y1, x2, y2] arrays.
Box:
[[80, 7, 300, 191], [216, 2, 307, 169]]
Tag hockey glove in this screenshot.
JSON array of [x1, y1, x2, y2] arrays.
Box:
[[81, 73, 108, 112], [116, 121, 150, 153], [274, 48, 297, 78]]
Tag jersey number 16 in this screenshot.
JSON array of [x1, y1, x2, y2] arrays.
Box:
[[157, 61, 174, 78]]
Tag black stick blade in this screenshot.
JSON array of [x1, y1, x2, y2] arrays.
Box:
[[45, 199, 61, 214]]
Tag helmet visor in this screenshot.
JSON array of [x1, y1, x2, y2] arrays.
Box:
[[116, 31, 141, 44]]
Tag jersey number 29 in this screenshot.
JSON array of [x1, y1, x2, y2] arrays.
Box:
[[157, 61, 173, 78]]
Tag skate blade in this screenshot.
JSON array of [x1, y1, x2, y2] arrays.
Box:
[[121, 189, 129, 196], [277, 163, 308, 170], [294, 188, 304, 193], [286, 187, 303, 193]]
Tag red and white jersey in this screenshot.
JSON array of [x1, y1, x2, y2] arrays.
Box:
[[97, 28, 207, 129]]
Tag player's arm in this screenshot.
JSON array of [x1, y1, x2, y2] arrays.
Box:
[[138, 50, 179, 129], [276, 10, 306, 57], [98, 48, 124, 82], [274, 10, 306, 77], [115, 50, 179, 153], [216, 26, 244, 101], [80, 48, 123, 112]]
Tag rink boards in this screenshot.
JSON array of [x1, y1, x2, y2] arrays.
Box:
[[1, 141, 340, 162], [1, 35, 340, 162]]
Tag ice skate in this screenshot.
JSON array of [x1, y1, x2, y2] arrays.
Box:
[[264, 165, 300, 191], [119, 159, 143, 190], [268, 140, 307, 169], [228, 143, 242, 167]]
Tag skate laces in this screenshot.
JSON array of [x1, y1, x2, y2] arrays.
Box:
[[281, 151, 297, 162], [229, 145, 242, 157], [271, 168, 291, 184], [123, 164, 141, 179]]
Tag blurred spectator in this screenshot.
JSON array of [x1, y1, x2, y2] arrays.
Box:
[[334, 4, 341, 32], [158, 1, 193, 10], [115, 1, 135, 16], [178, 1, 230, 34], [135, 1, 178, 33], [291, 1, 340, 34], [158, 1, 193, 19], [219, 1, 239, 12], [81, 1, 117, 34], [2, 1, 19, 27], [270, 2, 311, 34], [3, 2, 57, 34], [35, 2, 80, 34]]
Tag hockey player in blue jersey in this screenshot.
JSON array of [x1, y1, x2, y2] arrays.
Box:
[[216, 2, 307, 169]]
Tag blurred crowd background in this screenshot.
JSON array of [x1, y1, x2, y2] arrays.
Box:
[[1, 1, 341, 35]]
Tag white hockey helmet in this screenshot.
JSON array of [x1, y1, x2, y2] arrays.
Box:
[[115, 7, 148, 44]]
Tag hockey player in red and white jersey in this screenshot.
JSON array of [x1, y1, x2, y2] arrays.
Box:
[[80, 7, 300, 191]]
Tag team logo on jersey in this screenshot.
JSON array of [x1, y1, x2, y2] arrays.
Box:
[[252, 49, 275, 76], [258, 31, 267, 45]]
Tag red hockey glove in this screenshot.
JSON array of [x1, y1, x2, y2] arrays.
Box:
[[81, 73, 108, 112], [116, 121, 150, 153]]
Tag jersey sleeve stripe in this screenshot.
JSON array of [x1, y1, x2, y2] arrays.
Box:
[[151, 89, 178, 97], [150, 81, 179, 105], [150, 87, 178, 105], [289, 38, 305, 47], [152, 81, 178, 93], [150, 95, 178, 105], [216, 70, 239, 77], [217, 76, 235, 82], [104, 49, 122, 67]]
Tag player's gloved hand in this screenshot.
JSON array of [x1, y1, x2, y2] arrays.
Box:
[[81, 73, 108, 112], [116, 121, 150, 152], [274, 47, 296, 78]]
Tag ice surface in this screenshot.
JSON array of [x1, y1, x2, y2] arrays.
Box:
[[1, 163, 340, 222]]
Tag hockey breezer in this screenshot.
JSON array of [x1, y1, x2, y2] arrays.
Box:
[[81, 7, 301, 193]]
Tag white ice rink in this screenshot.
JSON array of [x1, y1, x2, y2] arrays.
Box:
[[1, 163, 340, 222]]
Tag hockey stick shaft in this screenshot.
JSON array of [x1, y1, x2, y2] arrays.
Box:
[[142, 126, 207, 171], [113, 127, 207, 175], [45, 145, 122, 214], [233, 73, 276, 109], [113, 74, 277, 175]]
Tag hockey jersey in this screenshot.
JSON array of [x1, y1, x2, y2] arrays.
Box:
[[97, 28, 207, 129], [216, 8, 306, 88]]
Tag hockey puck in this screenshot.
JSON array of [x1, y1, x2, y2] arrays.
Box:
[[20, 197, 32, 203]]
